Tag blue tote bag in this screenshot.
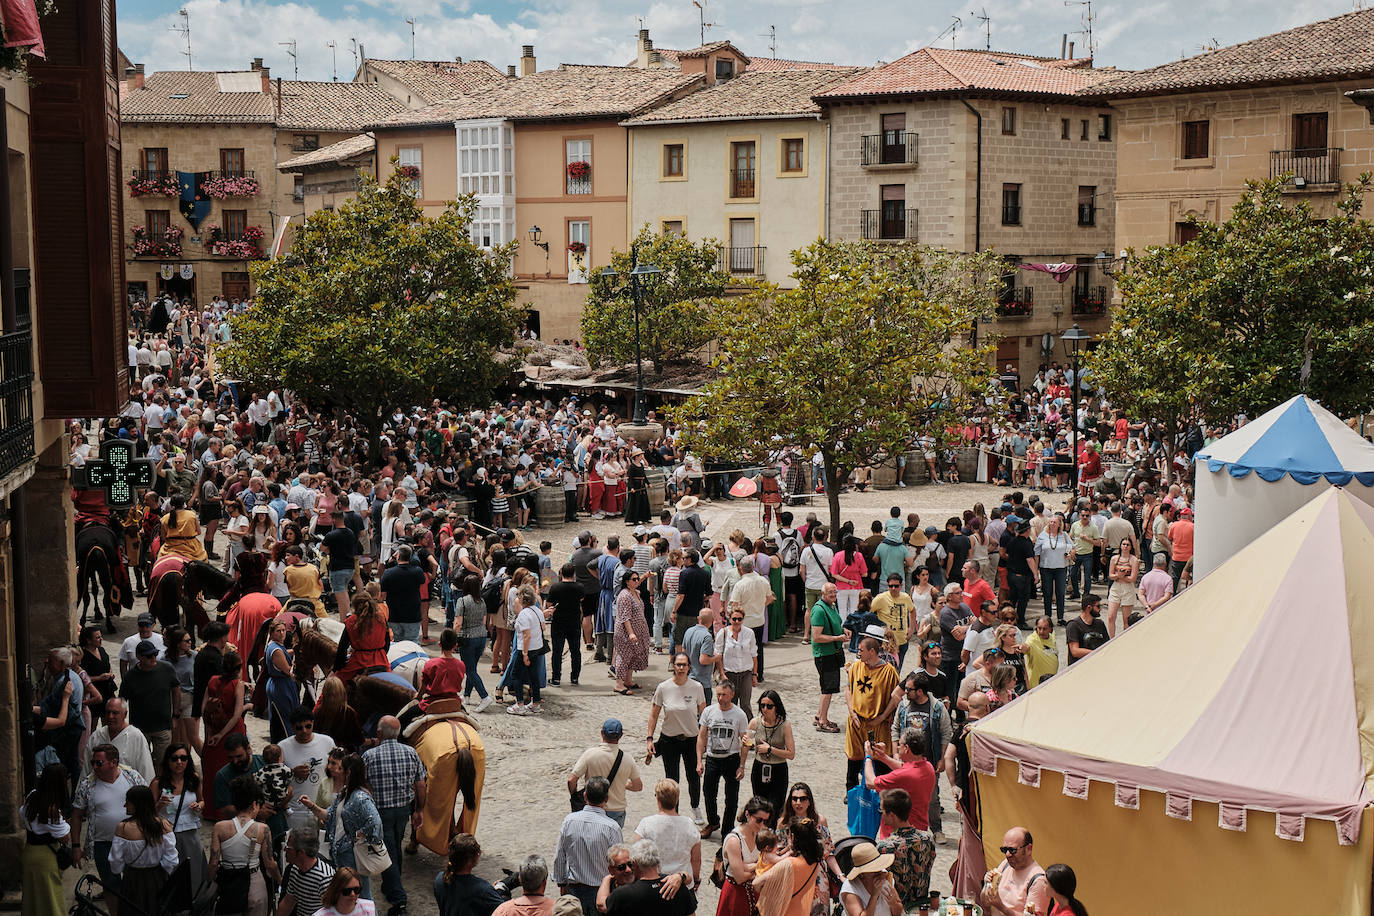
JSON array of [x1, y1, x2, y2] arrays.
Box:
[[846, 758, 882, 838]]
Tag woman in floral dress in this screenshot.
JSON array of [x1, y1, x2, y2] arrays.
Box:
[[613, 570, 650, 694]]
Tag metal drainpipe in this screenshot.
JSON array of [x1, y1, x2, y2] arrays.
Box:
[[824, 119, 832, 240], [958, 94, 984, 349]]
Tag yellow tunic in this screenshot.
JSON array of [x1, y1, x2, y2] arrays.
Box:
[[845, 658, 899, 759]]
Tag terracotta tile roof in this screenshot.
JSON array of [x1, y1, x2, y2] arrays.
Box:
[[362, 58, 509, 103], [678, 40, 749, 61], [815, 48, 1112, 100], [277, 81, 408, 130], [1083, 8, 1374, 98], [624, 67, 865, 124], [278, 132, 376, 172], [747, 56, 859, 72], [121, 71, 274, 123], [368, 65, 703, 128], [121, 70, 408, 130]]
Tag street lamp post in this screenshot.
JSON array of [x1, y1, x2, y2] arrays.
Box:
[[600, 243, 661, 427], [527, 225, 550, 277], [1060, 322, 1092, 491]]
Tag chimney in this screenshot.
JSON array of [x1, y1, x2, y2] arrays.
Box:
[[637, 28, 653, 67], [251, 57, 263, 71], [125, 63, 145, 90], [260, 65, 271, 92], [648, 50, 662, 68], [454, 55, 463, 63], [1068, 41, 1075, 59], [1061, 34, 1067, 59], [507, 64, 517, 77], [520, 45, 536, 76]]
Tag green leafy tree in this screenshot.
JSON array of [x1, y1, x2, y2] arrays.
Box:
[[219, 165, 522, 464], [674, 240, 1002, 533], [582, 227, 731, 371], [1092, 175, 1374, 460]]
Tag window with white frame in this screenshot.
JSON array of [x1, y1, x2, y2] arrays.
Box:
[[566, 139, 591, 194], [458, 122, 514, 196], [567, 220, 590, 282], [398, 147, 422, 195], [472, 205, 516, 249]]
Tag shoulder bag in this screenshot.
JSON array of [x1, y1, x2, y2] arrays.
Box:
[[353, 828, 393, 877], [809, 545, 835, 583], [569, 750, 623, 812]]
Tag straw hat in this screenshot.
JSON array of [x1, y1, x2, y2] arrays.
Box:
[[907, 528, 927, 548], [676, 495, 699, 511], [844, 842, 894, 880]]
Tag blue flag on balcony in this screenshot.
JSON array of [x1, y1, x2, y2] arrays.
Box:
[[177, 171, 212, 231]]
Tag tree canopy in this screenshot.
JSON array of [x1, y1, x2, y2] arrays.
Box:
[[674, 240, 1001, 532], [1091, 175, 1374, 437], [219, 165, 522, 460], [581, 227, 731, 371]]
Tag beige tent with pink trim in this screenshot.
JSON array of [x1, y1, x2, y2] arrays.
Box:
[[969, 487, 1374, 915]]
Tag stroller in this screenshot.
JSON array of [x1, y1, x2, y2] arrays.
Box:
[[71, 866, 211, 916]]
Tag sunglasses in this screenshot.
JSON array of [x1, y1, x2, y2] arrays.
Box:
[[924, 642, 940, 649], [758, 701, 774, 709], [790, 795, 809, 803], [751, 814, 770, 824], [341, 886, 362, 896], [612, 862, 633, 871], [999, 845, 1026, 855], [171, 754, 190, 762], [730, 617, 744, 622]]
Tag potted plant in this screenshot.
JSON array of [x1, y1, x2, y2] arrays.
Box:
[[127, 172, 181, 198], [566, 160, 591, 181], [398, 164, 421, 181], [200, 174, 261, 200], [566, 241, 587, 255]]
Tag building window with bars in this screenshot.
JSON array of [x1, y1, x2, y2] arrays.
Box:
[[566, 139, 591, 194], [220, 148, 245, 177]]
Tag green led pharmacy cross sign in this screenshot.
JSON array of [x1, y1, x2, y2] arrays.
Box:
[[84, 440, 154, 509]]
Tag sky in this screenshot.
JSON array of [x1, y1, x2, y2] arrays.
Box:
[[116, 0, 1361, 83]]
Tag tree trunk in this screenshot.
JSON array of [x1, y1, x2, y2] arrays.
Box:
[[821, 449, 846, 536]]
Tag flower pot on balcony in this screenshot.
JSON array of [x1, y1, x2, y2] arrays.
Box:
[[567, 242, 588, 284]]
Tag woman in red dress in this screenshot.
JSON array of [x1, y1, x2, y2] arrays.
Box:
[[199, 649, 246, 821], [333, 591, 390, 684]]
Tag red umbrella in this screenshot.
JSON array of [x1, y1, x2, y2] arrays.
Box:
[[730, 477, 757, 498]]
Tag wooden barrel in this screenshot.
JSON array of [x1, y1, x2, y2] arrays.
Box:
[[534, 485, 564, 528], [646, 469, 667, 515], [903, 450, 930, 485], [871, 456, 900, 489], [956, 446, 979, 482]]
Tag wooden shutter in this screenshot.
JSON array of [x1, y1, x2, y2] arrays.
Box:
[[28, 0, 128, 418]]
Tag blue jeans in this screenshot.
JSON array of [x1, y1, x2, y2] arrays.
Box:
[[1041, 566, 1068, 620], [458, 636, 488, 699], [93, 840, 120, 893], [391, 621, 420, 642], [606, 808, 626, 828], [1072, 554, 1094, 596], [378, 805, 410, 905]]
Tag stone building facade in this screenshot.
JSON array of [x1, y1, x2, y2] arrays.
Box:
[[1084, 8, 1374, 255], [817, 49, 1119, 378]]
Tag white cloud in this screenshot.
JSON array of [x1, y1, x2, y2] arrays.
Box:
[[116, 0, 1359, 81]]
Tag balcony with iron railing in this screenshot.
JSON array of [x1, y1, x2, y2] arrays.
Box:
[[0, 329, 35, 481], [861, 208, 919, 241], [717, 245, 765, 277], [1072, 286, 1108, 316], [1270, 148, 1342, 189], [729, 168, 756, 199], [861, 131, 919, 167], [1077, 204, 1096, 226], [996, 287, 1033, 319], [566, 175, 591, 195]]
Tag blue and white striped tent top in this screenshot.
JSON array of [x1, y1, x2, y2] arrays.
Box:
[[1195, 395, 1374, 486]]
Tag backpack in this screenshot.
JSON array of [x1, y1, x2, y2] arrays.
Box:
[[779, 531, 801, 569], [481, 574, 507, 616]]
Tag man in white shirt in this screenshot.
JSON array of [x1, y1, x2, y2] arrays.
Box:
[[280, 707, 335, 831], [650, 510, 682, 551], [799, 527, 834, 618], [72, 743, 146, 910], [773, 512, 805, 636], [119, 614, 165, 677], [730, 557, 774, 682], [84, 699, 155, 782]]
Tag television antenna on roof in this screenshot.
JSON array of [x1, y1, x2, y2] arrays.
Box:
[[279, 39, 298, 79], [327, 41, 338, 81], [171, 9, 192, 70], [405, 17, 417, 59], [690, 1, 718, 46], [759, 25, 777, 57], [971, 8, 991, 50], [933, 16, 961, 49], [1064, 0, 1096, 59]]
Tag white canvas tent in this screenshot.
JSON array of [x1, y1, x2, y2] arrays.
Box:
[[1192, 395, 1374, 578]]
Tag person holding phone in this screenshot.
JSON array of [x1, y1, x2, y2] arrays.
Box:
[[746, 689, 794, 815]]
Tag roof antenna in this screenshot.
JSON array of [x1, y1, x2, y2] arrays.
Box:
[[933, 16, 961, 49], [758, 25, 776, 57], [279, 39, 298, 79], [171, 8, 192, 70], [327, 40, 338, 82], [405, 17, 417, 59], [350, 38, 360, 74], [971, 8, 990, 50], [690, 0, 717, 46], [1064, 0, 1096, 59]]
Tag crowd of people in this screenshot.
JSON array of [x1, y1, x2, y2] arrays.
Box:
[[26, 299, 1232, 916]]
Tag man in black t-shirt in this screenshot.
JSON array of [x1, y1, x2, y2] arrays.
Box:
[[1065, 593, 1109, 665], [380, 545, 427, 642], [605, 839, 697, 916], [673, 550, 712, 652], [321, 510, 358, 616], [547, 564, 584, 686], [119, 639, 181, 766], [571, 531, 602, 651], [1003, 518, 1039, 627]]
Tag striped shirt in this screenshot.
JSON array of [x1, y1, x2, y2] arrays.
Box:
[[283, 858, 334, 916]]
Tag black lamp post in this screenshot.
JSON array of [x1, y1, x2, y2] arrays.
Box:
[[600, 243, 661, 426], [1060, 322, 1092, 489], [1092, 248, 1126, 278]]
